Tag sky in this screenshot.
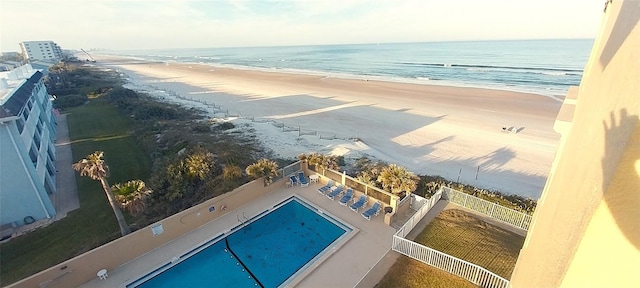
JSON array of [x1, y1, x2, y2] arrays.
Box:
[[1, 0, 603, 52]]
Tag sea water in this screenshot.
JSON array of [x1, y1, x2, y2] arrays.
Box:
[[106, 39, 593, 97]]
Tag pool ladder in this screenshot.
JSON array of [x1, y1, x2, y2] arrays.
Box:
[[237, 212, 249, 226]]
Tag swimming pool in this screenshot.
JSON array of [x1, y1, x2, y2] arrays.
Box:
[[128, 196, 352, 288]]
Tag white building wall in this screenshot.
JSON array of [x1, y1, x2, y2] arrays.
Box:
[[0, 122, 55, 226], [0, 66, 57, 226], [19, 41, 63, 61]]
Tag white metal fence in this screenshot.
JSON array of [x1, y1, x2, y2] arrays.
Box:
[[395, 190, 442, 238], [390, 187, 514, 288], [392, 236, 509, 288], [442, 187, 532, 230]]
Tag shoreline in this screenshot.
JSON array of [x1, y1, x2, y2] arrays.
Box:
[[92, 54, 561, 199], [95, 53, 568, 101]]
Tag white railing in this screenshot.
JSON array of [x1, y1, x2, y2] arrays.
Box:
[[443, 187, 532, 230], [392, 236, 509, 288], [395, 189, 442, 239]]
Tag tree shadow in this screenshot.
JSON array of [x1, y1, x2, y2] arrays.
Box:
[[599, 1, 640, 68], [601, 109, 640, 250], [474, 147, 517, 170], [113, 65, 548, 199]]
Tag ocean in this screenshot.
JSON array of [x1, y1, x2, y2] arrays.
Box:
[[107, 39, 593, 98]]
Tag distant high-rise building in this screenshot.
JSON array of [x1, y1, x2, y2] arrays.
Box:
[[0, 64, 57, 228], [19, 41, 63, 62]]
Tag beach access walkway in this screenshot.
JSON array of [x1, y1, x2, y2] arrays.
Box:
[[50, 113, 80, 219]]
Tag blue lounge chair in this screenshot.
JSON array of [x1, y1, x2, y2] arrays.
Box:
[[324, 184, 343, 196], [298, 172, 309, 187], [350, 195, 368, 212], [362, 202, 382, 220], [338, 189, 354, 206], [327, 186, 347, 200], [288, 175, 298, 187], [317, 180, 334, 194]]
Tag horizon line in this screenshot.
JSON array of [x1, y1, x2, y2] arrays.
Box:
[[2, 38, 595, 53]]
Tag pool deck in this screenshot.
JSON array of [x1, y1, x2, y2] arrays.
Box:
[[80, 183, 398, 288]]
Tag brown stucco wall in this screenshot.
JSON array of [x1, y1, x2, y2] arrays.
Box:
[[8, 177, 284, 288], [510, 1, 640, 287]]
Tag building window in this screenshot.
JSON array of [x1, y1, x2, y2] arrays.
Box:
[[46, 159, 55, 177], [16, 118, 25, 134], [44, 177, 55, 194], [47, 146, 55, 162], [22, 107, 29, 120], [36, 120, 43, 135], [29, 145, 38, 166], [33, 132, 41, 150]]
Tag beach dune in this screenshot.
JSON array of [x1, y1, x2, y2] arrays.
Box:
[[99, 56, 560, 199]]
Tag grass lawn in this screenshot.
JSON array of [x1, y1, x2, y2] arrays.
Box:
[[376, 209, 525, 287], [0, 98, 151, 286], [376, 257, 477, 288], [415, 209, 525, 279]]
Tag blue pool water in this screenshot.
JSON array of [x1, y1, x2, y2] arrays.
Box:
[[130, 197, 350, 288]]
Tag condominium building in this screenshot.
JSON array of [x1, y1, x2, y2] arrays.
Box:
[[0, 64, 57, 227], [510, 1, 639, 286], [19, 41, 63, 62]]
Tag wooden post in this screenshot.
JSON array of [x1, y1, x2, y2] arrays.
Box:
[[457, 168, 462, 182], [475, 166, 480, 180]]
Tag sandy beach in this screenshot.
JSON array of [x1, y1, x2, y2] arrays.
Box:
[[95, 56, 561, 199]]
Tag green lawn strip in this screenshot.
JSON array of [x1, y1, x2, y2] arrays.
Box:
[[0, 99, 151, 285], [64, 98, 133, 141], [376, 257, 477, 288], [413, 209, 525, 279]]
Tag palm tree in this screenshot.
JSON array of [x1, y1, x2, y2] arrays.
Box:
[[246, 159, 279, 186], [73, 151, 131, 236], [298, 153, 338, 172], [222, 165, 243, 182], [111, 180, 152, 216], [376, 164, 419, 196], [356, 159, 387, 188]]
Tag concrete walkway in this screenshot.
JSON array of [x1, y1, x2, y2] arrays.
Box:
[[50, 113, 80, 219], [355, 200, 449, 288]]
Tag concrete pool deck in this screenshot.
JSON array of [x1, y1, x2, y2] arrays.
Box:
[[80, 183, 397, 288]]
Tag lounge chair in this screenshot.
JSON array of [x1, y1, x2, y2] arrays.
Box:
[[288, 175, 298, 187], [298, 172, 309, 187], [362, 202, 382, 220], [327, 186, 347, 200], [349, 195, 368, 212], [317, 180, 334, 194], [324, 184, 343, 196], [338, 189, 354, 206]]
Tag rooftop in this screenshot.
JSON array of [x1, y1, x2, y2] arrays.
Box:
[[0, 65, 40, 110]]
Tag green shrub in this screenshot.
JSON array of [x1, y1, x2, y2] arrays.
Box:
[[132, 104, 179, 120], [49, 88, 79, 96], [107, 87, 138, 107], [216, 122, 235, 130], [191, 123, 211, 133], [53, 94, 87, 109]]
